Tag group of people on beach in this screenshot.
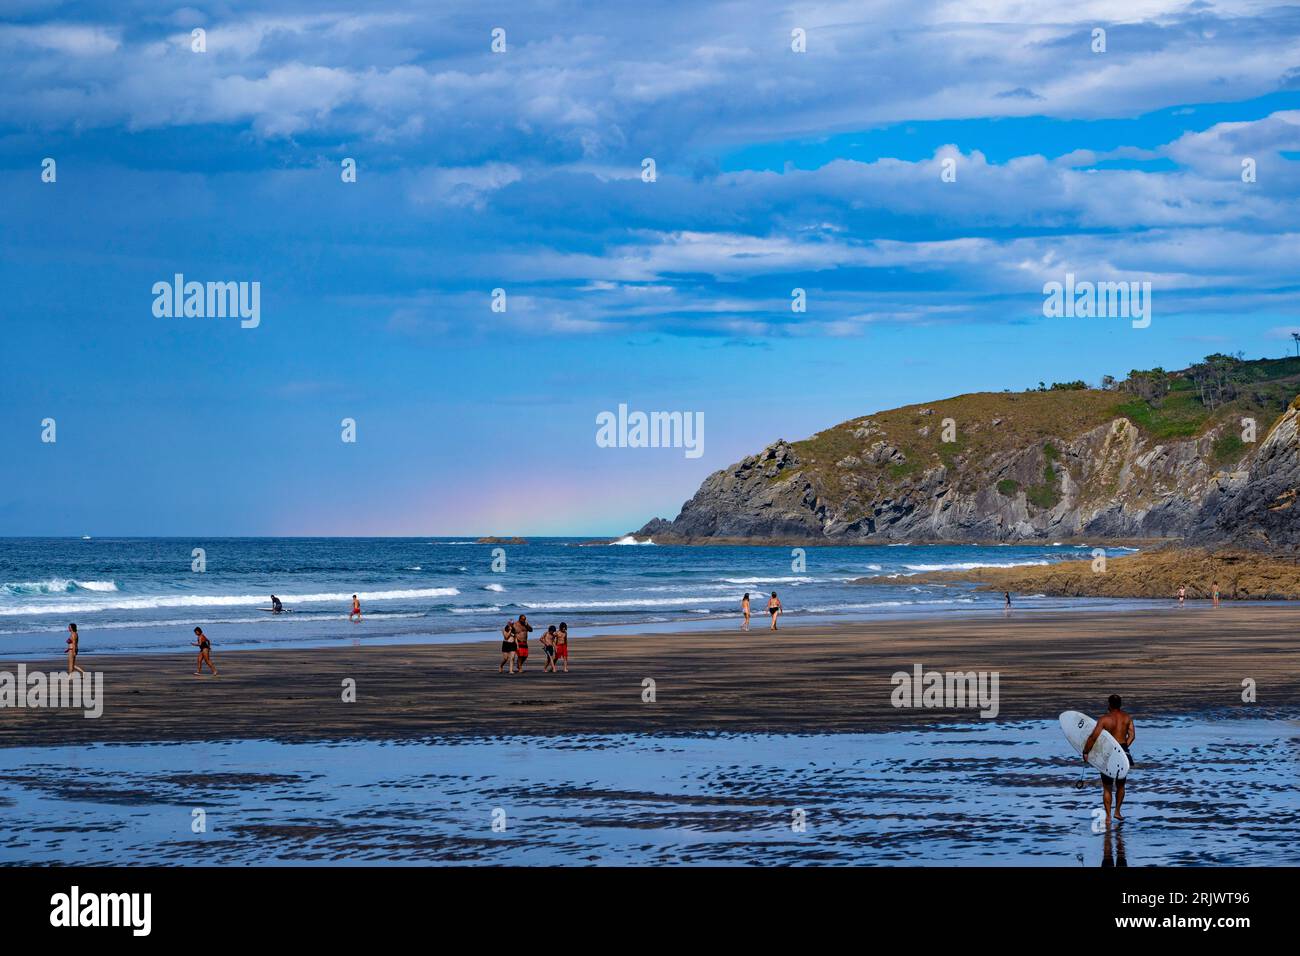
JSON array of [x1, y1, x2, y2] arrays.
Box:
[[498, 614, 569, 674], [740, 591, 782, 631]]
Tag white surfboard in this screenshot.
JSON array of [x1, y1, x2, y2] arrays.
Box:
[[1059, 711, 1129, 780]]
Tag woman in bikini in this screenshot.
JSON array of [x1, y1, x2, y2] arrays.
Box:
[[192, 626, 218, 676], [741, 593, 751, 631], [541, 625, 558, 673], [66, 623, 86, 675], [555, 622, 570, 673], [499, 620, 518, 674], [513, 615, 532, 672], [767, 591, 782, 631]]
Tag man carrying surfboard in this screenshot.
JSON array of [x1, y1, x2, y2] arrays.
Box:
[[1083, 694, 1135, 822]]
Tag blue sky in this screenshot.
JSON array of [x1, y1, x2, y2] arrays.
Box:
[[2, 0, 1299, 536]]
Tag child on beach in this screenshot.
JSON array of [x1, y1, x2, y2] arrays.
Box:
[[741, 593, 751, 631], [1212, 581, 1220, 607], [499, 620, 518, 674], [555, 622, 569, 673], [767, 591, 782, 630], [66, 623, 85, 675], [192, 627, 218, 677], [541, 625, 558, 673], [512, 615, 532, 672], [350, 594, 362, 623]]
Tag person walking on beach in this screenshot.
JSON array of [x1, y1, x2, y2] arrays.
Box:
[[1212, 581, 1220, 607], [512, 614, 533, 672], [350, 594, 362, 623], [499, 620, 518, 674], [741, 593, 751, 631], [767, 591, 782, 631], [556, 622, 570, 673], [1004, 591, 1012, 609], [192, 627, 218, 677], [66, 623, 86, 675], [1177, 585, 1186, 607], [541, 625, 558, 673], [1082, 694, 1135, 824]]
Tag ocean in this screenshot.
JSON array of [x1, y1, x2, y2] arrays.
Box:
[[0, 537, 1155, 658]]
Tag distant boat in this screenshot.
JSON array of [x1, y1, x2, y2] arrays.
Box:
[[81, 535, 92, 540]]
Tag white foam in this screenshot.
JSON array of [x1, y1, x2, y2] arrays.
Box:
[[902, 560, 1050, 572], [482, 583, 505, 592], [0, 587, 460, 617], [609, 535, 655, 546]]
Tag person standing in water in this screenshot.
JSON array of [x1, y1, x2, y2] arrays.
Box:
[[741, 593, 751, 631], [192, 627, 218, 677], [767, 591, 782, 631], [499, 620, 517, 674], [350, 594, 362, 623], [1177, 585, 1186, 607], [555, 622, 570, 673], [66, 623, 86, 675], [1082, 694, 1135, 824], [1212, 581, 1220, 607]]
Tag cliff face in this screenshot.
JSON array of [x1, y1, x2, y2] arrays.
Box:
[[1193, 397, 1300, 550], [635, 387, 1300, 545]]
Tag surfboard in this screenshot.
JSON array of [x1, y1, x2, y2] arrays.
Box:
[[1059, 710, 1129, 780], [257, 607, 290, 613]]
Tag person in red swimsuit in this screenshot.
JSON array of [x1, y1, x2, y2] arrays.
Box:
[[555, 622, 570, 673], [512, 614, 532, 672]]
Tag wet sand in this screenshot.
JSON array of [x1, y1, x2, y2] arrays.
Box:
[[2, 606, 1296, 747]]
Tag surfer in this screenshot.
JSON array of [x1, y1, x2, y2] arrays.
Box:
[[556, 622, 569, 673], [66, 623, 86, 675], [192, 627, 218, 677], [767, 591, 782, 630], [499, 620, 517, 674], [271, 594, 283, 614], [741, 593, 751, 631], [1083, 694, 1134, 823], [350, 594, 362, 623]]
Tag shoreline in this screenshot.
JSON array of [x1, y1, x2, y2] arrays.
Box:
[[2, 606, 1295, 748]]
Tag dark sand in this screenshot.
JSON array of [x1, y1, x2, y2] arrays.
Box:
[[2, 606, 1296, 747]]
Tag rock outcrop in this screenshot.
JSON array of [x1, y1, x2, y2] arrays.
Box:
[[633, 385, 1300, 547], [1192, 396, 1300, 551]]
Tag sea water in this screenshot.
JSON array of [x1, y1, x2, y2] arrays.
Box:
[[0, 537, 1156, 657]]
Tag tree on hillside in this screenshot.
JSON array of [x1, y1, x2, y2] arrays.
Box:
[[1121, 367, 1170, 401], [1188, 352, 1246, 410]]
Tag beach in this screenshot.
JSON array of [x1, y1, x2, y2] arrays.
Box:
[[3, 606, 1296, 746], [2, 606, 1298, 866]]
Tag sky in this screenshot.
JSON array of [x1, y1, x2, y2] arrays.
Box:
[[1, 0, 1299, 536]]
